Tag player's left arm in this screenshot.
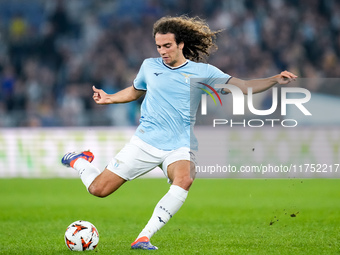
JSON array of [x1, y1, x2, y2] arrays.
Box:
[[223, 71, 297, 95]]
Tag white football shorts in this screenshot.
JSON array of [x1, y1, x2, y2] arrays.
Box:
[[106, 135, 197, 182]]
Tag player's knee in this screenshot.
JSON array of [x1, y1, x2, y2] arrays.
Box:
[[174, 176, 194, 190], [88, 184, 109, 198]]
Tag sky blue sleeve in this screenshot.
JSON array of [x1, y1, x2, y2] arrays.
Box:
[[133, 60, 147, 91], [205, 64, 232, 93]]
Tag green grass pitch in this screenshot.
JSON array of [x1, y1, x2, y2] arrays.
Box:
[[0, 178, 339, 254]]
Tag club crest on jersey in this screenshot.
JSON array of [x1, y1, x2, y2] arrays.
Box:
[[181, 73, 194, 84]]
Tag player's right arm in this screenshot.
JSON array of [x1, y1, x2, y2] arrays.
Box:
[[92, 85, 145, 105]]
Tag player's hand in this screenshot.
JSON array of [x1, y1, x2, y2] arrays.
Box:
[[276, 71, 298, 85], [92, 86, 112, 104]]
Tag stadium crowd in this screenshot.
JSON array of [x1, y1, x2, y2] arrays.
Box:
[[0, 0, 339, 127]]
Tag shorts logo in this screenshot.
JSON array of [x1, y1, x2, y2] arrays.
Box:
[[114, 160, 121, 168]]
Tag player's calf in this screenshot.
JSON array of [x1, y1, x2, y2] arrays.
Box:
[[87, 169, 126, 198]]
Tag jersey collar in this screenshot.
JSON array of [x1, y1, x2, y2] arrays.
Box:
[[162, 59, 189, 70]]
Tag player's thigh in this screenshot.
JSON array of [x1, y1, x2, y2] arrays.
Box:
[[167, 160, 196, 191], [163, 147, 197, 182], [167, 160, 196, 181], [89, 169, 126, 197]]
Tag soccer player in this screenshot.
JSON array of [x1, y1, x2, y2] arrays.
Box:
[[61, 16, 297, 250]]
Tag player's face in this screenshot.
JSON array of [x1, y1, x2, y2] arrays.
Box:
[[155, 33, 185, 67]]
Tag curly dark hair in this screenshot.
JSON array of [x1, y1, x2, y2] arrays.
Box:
[[153, 15, 222, 62]]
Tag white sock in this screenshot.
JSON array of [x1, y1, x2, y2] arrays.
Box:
[[73, 158, 101, 191], [137, 185, 188, 239]]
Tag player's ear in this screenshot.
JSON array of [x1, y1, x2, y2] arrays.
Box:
[[178, 41, 184, 51]]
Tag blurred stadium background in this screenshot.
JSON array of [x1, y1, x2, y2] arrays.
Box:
[[0, 0, 339, 177]]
